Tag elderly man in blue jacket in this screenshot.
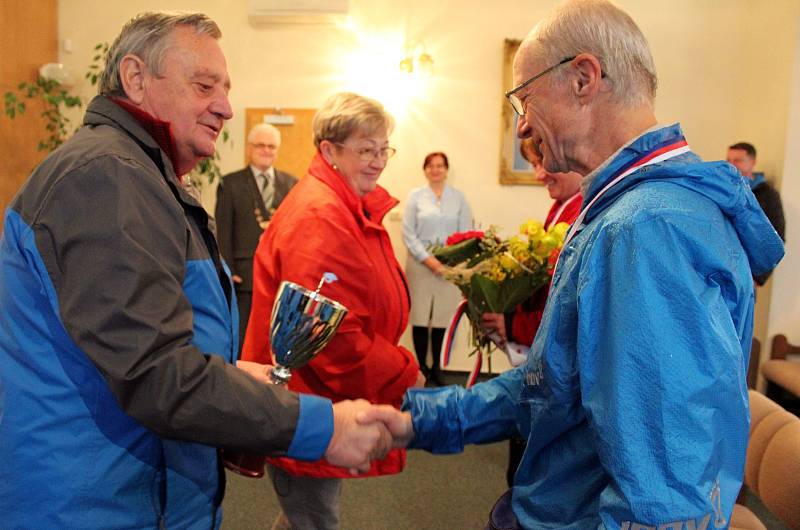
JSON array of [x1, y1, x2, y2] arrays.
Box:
[[364, 1, 785, 528], [0, 12, 390, 529]]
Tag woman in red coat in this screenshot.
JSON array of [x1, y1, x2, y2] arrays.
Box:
[[242, 92, 424, 530]]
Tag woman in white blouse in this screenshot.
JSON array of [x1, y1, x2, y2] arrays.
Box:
[[402, 152, 473, 385]]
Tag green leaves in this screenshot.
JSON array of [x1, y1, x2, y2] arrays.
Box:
[[2, 41, 106, 152], [85, 42, 109, 87], [432, 237, 482, 266]]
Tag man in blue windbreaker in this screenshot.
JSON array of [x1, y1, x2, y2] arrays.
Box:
[[363, 1, 785, 528], [0, 12, 391, 529]]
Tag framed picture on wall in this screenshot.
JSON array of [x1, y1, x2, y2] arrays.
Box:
[[499, 39, 541, 185]]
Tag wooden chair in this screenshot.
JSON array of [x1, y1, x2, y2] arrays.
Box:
[[762, 334, 800, 414], [731, 390, 800, 530]]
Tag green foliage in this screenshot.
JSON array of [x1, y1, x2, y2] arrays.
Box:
[[194, 128, 230, 185], [84, 42, 109, 86], [4, 76, 84, 151], [2, 41, 228, 185], [3, 43, 106, 151], [432, 237, 482, 266]]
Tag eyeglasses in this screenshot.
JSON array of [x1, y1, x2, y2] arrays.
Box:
[[335, 143, 397, 162], [505, 56, 576, 116], [250, 142, 278, 150]]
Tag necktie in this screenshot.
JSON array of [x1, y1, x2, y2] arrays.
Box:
[[260, 173, 273, 209]]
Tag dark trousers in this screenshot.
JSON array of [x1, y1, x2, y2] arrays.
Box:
[[235, 288, 252, 356], [484, 489, 522, 530], [412, 326, 445, 376], [506, 436, 526, 488]]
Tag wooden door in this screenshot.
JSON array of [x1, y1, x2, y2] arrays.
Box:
[[0, 0, 57, 232]]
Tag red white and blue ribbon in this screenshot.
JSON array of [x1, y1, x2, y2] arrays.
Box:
[[440, 299, 483, 388], [555, 137, 690, 276]]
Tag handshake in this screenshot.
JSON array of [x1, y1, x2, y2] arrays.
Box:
[[326, 400, 415, 474], [236, 360, 418, 474]]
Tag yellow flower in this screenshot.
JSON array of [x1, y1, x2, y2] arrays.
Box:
[[485, 260, 508, 282], [520, 219, 545, 241], [498, 254, 522, 275], [548, 222, 570, 242], [533, 234, 560, 257]]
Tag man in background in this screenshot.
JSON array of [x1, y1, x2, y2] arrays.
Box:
[[0, 12, 389, 529], [216, 123, 297, 351], [727, 141, 786, 285]]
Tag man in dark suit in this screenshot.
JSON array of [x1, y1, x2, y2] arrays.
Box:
[[215, 123, 298, 352]]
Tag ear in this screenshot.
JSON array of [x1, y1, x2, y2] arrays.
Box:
[[571, 53, 604, 103], [319, 140, 336, 163], [119, 54, 148, 104]]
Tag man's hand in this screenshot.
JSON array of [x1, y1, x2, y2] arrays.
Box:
[[325, 400, 393, 474], [357, 405, 415, 449], [414, 370, 427, 388], [236, 360, 272, 384], [481, 313, 507, 347], [231, 274, 243, 284]]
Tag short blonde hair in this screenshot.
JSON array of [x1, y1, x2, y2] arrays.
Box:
[[312, 92, 394, 148]]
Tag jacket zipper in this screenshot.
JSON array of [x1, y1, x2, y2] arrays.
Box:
[[377, 231, 407, 340]]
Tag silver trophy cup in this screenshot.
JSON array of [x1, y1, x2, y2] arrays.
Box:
[[268, 278, 348, 385], [222, 274, 347, 478]]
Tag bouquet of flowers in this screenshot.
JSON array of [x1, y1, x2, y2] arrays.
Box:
[[432, 220, 570, 385]]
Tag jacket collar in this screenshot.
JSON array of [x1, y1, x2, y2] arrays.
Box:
[[748, 172, 766, 190], [307, 151, 398, 227], [83, 95, 202, 210], [577, 122, 783, 277]]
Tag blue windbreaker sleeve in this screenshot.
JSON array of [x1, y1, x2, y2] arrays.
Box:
[[576, 213, 750, 528], [287, 394, 334, 460], [402, 190, 432, 262], [403, 367, 526, 454]]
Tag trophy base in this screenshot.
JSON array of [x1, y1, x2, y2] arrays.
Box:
[[220, 449, 267, 478], [270, 365, 292, 385]]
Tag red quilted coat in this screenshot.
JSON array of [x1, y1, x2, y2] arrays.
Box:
[[242, 152, 419, 478]]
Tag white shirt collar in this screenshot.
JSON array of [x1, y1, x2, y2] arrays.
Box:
[[250, 165, 275, 180]]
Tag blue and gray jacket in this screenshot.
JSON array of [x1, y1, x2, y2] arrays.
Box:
[[404, 124, 784, 529], [0, 96, 332, 529]]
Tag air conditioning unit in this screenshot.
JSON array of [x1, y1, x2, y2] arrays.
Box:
[[248, 0, 349, 25]]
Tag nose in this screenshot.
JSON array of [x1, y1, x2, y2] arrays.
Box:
[[211, 90, 234, 121], [516, 113, 532, 139], [370, 155, 388, 170], [534, 163, 548, 183]]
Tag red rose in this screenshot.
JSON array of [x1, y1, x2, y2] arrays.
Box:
[[446, 230, 485, 246]]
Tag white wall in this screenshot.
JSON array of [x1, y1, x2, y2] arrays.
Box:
[[58, 0, 800, 371], [768, 15, 800, 346]]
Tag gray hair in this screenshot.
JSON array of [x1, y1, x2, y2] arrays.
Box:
[[527, 0, 657, 107], [312, 92, 394, 149], [248, 123, 282, 145], [99, 12, 221, 97]]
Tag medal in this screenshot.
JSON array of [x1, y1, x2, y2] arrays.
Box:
[[254, 207, 269, 230]]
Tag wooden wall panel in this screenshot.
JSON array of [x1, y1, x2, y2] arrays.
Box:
[[0, 0, 58, 232]]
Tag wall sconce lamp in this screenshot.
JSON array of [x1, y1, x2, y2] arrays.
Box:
[[399, 44, 434, 75]]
